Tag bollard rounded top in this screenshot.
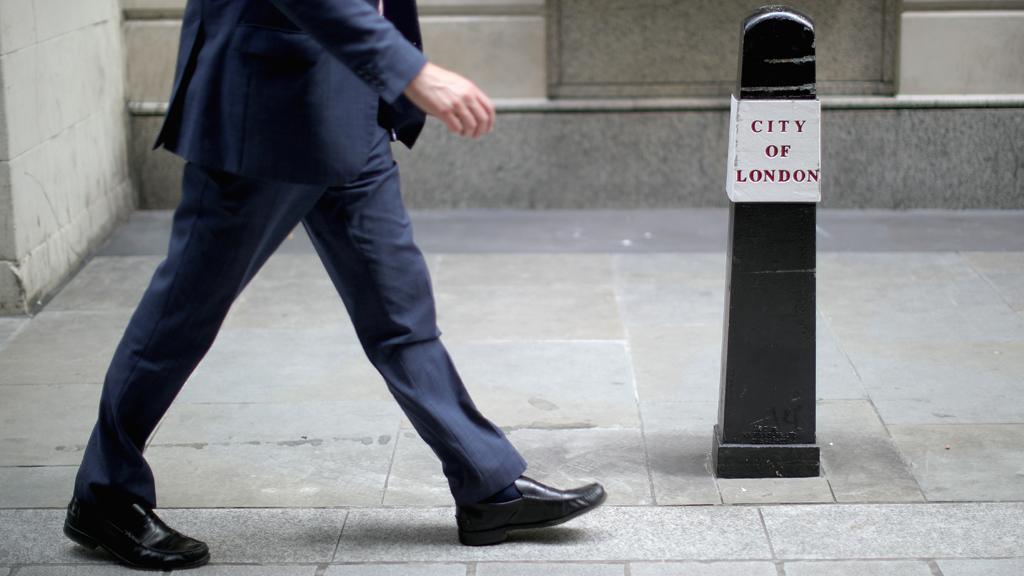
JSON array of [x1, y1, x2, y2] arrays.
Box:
[[738, 5, 816, 100]]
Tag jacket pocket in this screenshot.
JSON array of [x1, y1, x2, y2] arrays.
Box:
[[231, 24, 323, 65]]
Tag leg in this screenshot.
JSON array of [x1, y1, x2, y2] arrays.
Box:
[[73, 162, 323, 508], [301, 129, 527, 505]]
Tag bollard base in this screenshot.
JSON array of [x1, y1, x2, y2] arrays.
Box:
[[712, 425, 820, 478]]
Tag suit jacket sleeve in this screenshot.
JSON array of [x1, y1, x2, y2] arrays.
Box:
[[265, 0, 427, 103]]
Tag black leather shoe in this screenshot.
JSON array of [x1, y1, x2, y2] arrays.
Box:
[[456, 475, 606, 545], [64, 497, 210, 570]]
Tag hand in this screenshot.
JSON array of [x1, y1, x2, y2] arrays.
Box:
[[403, 62, 495, 139]]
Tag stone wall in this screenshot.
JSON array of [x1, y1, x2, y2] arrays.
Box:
[[0, 0, 134, 314], [121, 0, 1024, 210]]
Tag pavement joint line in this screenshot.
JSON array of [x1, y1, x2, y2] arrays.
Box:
[[380, 418, 403, 506], [329, 510, 349, 564], [757, 508, 777, 561], [960, 250, 1019, 314], [863, 392, 928, 500], [618, 328, 658, 506]]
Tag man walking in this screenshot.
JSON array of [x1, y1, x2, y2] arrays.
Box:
[[63, 0, 606, 570]]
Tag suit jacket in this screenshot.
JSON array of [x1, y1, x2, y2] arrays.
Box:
[[153, 0, 428, 186]]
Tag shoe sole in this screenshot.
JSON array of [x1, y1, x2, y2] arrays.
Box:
[[458, 489, 608, 546], [64, 520, 210, 571]]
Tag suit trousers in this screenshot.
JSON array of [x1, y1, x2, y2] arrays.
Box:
[[72, 125, 528, 507]]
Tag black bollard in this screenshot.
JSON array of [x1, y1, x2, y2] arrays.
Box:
[[712, 6, 821, 478]]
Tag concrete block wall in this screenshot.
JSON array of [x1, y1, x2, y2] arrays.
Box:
[[0, 0, 134, 314]]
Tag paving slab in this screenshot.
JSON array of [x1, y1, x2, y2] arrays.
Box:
[[640, 401, 720, 505], [326, 565, 466, 576], [223, 275, 357, 331], [148, 438, 392, 507], [0, 311, 131, 386], [762, 502, 1024, 559], [936, 558, 1024, 576], [629, 562, 777, 576], [0, 317, 28, 351], [176, 567, 318, 576], [14, 565, 146, 575], [626, 325, 721, 404], [151, 400, 402, 445], [160, 508, 347, 564], [475, 562, 624, 576], [818, 400, 923, 503], [716, 478, 834, 504], [0, 465, 76, 508], [818, 254, 1024, 345], [45, 256, 161, 312], [386, 427, 652, 506], [0, 509, 91, 564], [0, 384, 101, 466], [506, 427, 652, 506], [432, 254, 614, 288], [841, 340, 1024, 424], [613, 260, 725, 329], [888, 424, 1024, 501], [434, 284, 624, 341], [176, 327, 391, 404], [962, 251, 1024, 312], [815, 310, 869, 401], [444, 340, 639, 429], [382, 430, 453, 506], [334, 506, 770, 562], [782, 560, 934, 576], [627, 319, 864, 406]]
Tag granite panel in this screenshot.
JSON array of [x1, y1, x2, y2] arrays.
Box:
[[551, 0, 896, 97], [937, 559, 1024, 576], [783, 561, 933, 576], [335, 506, 770, 561], [476, 563, 623, 576], [326, 565, 466, 576], [762, 502, 1024, 559], [160, 508, 347, 564], [137, 107, 1024, 210], [900, 12, 1024, 94], [630, 563, 777, 576]]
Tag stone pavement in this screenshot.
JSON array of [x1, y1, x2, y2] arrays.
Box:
[[1, 209, 1023, 575]]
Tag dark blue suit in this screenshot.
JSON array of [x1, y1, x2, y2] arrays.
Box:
[[74, 0, 527, 508]]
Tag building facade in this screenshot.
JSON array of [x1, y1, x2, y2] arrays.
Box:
[[1, 0, 1023, 312]]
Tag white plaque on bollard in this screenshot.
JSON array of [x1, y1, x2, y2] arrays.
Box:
[[725, 97, 821, 203]]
